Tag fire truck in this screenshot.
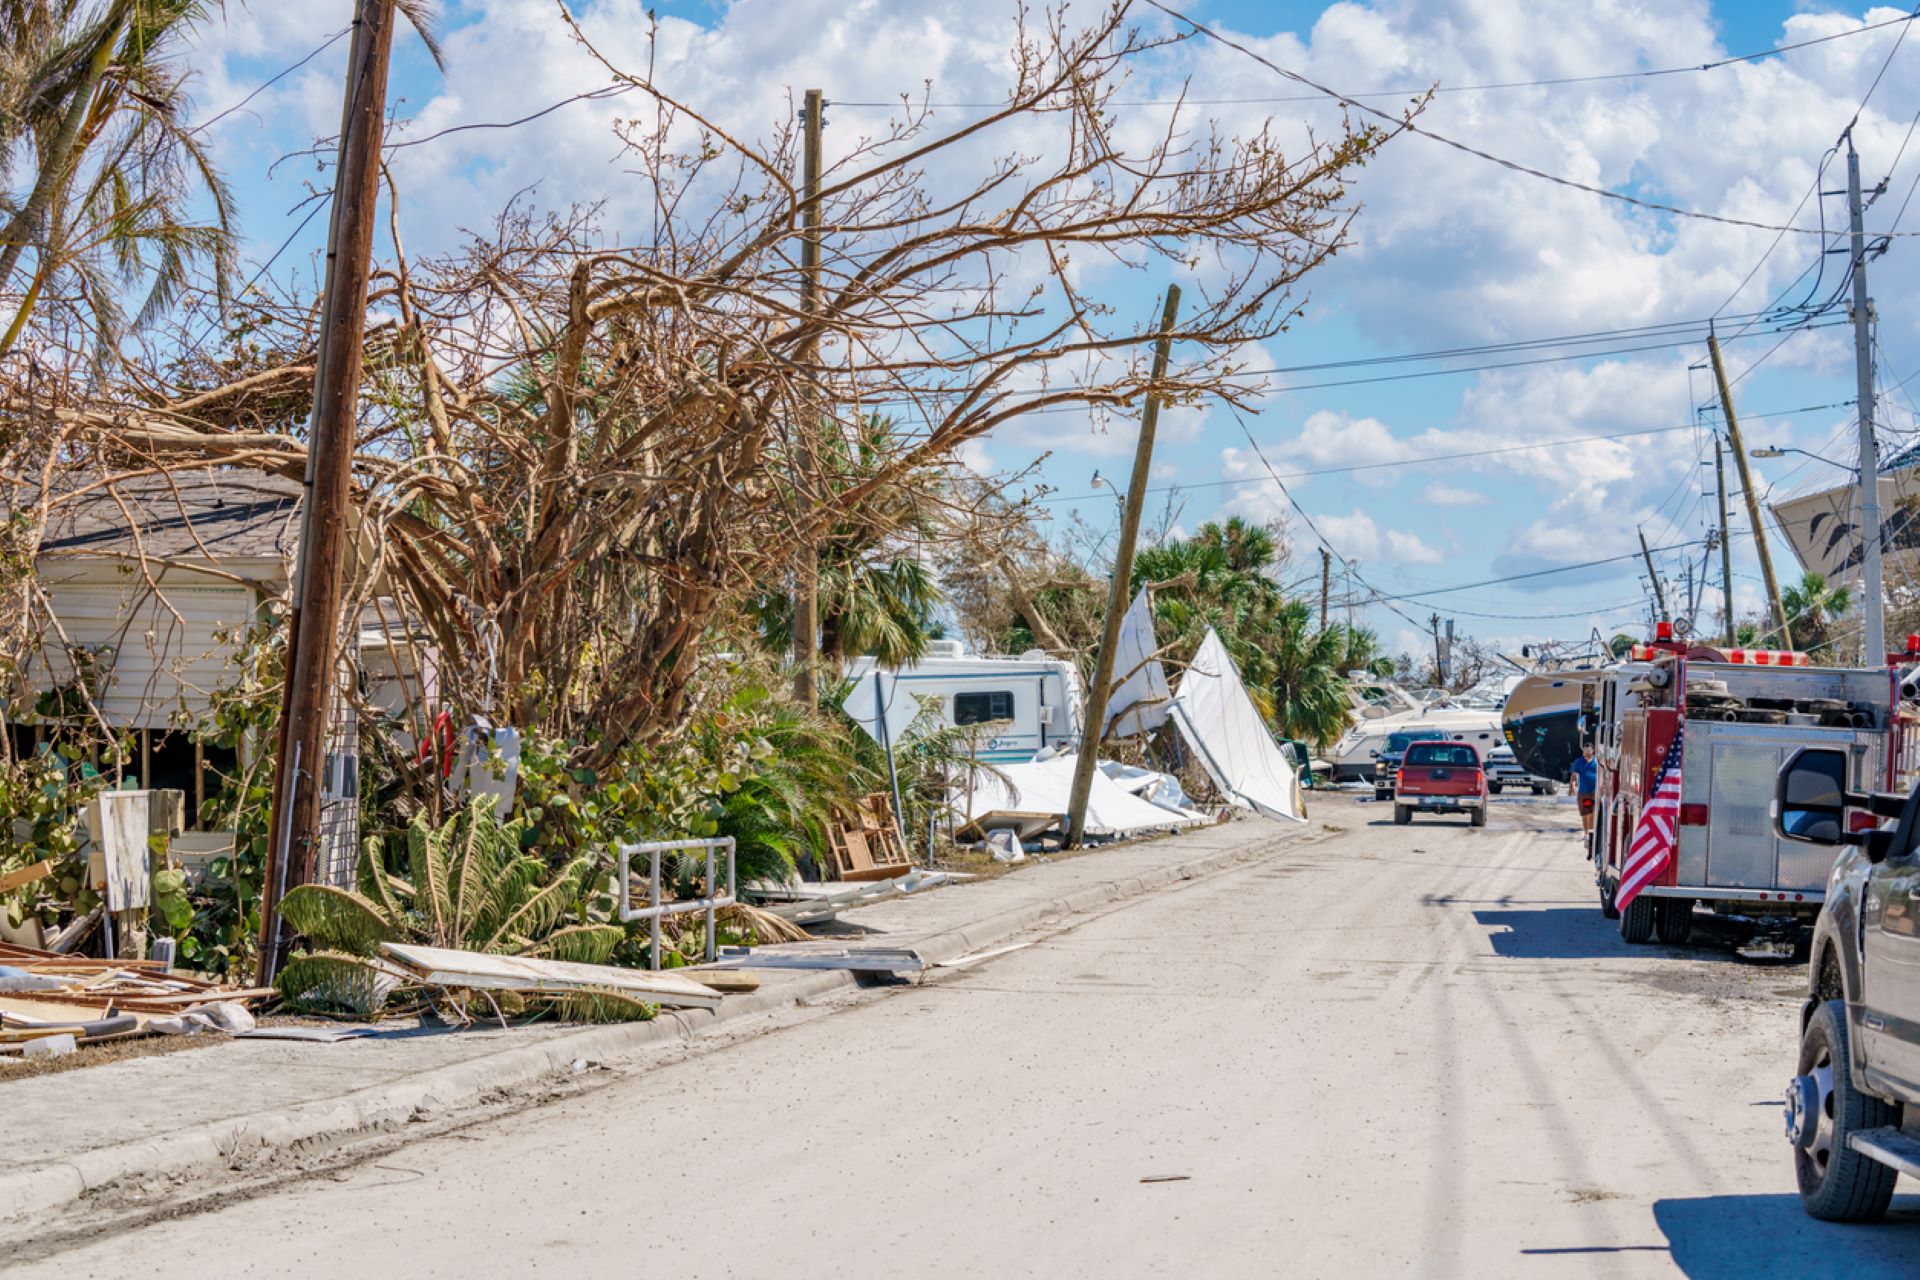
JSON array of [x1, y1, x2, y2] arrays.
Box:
[[1590, 622, 1920, 947]]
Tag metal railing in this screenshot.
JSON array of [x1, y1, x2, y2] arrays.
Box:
[[615, 837, 737, 969]]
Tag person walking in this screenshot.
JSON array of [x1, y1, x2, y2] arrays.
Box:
[[1569, 741, 1598, 838]]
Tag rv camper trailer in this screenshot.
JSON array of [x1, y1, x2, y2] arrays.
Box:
[[844, 640, 1085, 764]]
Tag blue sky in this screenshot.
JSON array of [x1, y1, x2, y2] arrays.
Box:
[[181, 1, 1920, 661]]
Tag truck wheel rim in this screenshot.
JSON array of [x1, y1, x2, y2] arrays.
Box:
[[1803, 1049, 1837, 1175]]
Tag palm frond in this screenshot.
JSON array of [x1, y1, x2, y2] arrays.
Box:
[[278, 884, 397, 956]]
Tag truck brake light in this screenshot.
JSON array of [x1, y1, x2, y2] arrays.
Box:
[[1396, 769, 1407, 789], [1848, 810, 1883, 834]]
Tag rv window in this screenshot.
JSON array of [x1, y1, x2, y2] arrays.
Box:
[[954, 691, 1015, 725]]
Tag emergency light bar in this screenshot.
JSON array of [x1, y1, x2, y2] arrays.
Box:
[[1723, 648, 1808, 667]]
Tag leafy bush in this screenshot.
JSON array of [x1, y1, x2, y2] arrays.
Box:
[[277, 798, 650, 1023]]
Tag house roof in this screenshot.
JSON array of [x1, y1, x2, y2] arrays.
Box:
[[30, 468, 303, 564]]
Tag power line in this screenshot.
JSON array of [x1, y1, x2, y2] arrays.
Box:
[[1144, 0, 1920, 238], [834, 13, 1919, 109], [189, 27, 353, 136], [1034, 399, 1851, 506]]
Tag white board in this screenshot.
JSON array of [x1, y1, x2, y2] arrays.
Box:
[[1170, 629, 1304, 822], [378, 942, 722, 1009]]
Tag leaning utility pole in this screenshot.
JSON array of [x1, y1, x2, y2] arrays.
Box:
[[258, 0, 398, 984], [1066, 286, 1180, 849], [1430, 613, 1444, 685], [1319, 546, 1331, 630], [1846, 129, 1885, 663], [791, 88, 825, 707], [1637, 527, 1668, 620], [1708, 330, 1791, 650], [1716, 438, 1734, 646]]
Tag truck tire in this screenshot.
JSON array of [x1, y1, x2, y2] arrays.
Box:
[[1794, 1000, 1899, 1222], [1470, 805, 1487, 827], [1488, 782, 1503, 795], [1619, 893, 1655, 943], [1393, 804, 1412, 826], [1375, 787, 1392, 803], [1654, 897, 1694, 945], [1598, 875, 1619, 920]]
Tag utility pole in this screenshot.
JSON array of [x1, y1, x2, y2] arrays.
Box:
[[1716, 438, 1734, 646], [258, 0, 398, 985], [1430, 613, 1444, 685], [1319, 546, 1330, 630], [1637, 527, 1668, 620], [1708, 330, 1792, 650], [1066, 286, 1180, 849], [792, 88, 825, 707], [1846, 129, 1885, 663]]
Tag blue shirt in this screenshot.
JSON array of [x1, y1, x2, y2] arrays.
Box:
[[1570, 757, 1598, 795]]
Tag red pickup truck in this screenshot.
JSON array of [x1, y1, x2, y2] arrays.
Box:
[[1393, 741, 1488, 827]]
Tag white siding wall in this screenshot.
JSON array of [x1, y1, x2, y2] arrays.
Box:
[[22, 566, 259, 729]]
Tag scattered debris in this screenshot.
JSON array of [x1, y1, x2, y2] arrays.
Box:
[[828, 793, 913, 882], [234, 1026, 385, 1043], [148, 1001, 258, 1036], [378, 942, 723, 1010], [933, 942, 1035, 970], [681, 969, 761, 994], [1139, 1174, 1191, 1184], [986, 829, 1026, 863], [706, 945, 926, 975], [20, 1033, 76, 1060], [753, 869, 959, 925]]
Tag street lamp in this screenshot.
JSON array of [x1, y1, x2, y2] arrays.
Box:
[[1750, 445, 1856, 473]]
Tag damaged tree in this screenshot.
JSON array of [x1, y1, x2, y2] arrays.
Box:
[[6, 1, 1402, 780]]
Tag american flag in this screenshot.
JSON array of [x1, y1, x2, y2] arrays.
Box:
[[1617, 720, 1684, 911]]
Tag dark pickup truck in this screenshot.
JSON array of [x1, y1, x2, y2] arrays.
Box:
[[1392, 741, 1488, 827], [1773, 745, 1920, 1221], [1373, 728, 1452, 802]]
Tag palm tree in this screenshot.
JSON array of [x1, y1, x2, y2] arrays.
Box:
[[0, 0, 235, 356], [1781, 571, 1852, 659], [1266, 604, 1361, 744]]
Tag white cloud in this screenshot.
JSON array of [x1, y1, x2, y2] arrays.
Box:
[[1420, 482, 1492, 507], [1311, 509, 1443, 566]]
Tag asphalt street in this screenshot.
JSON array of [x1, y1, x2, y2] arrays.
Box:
[[13, 794, 1920, 1278]]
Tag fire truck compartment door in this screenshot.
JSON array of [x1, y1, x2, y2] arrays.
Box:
[[1694, 724, 1880, 892]]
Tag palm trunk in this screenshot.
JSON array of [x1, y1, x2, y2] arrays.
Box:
[[0, 3, 130, 315]]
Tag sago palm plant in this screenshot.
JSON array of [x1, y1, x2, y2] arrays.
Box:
[[276, 798, 648, 1023]]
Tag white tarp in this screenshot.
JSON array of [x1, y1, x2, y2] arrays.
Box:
[[950, 754, 1207, 839], [1104, 588, 1171, 738], [1170, 629, 1305, 822]]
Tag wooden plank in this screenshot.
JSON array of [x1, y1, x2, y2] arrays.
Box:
[[0, 860, 54, 895], [704, 947, 925, 974], [378, 943, 722, 1010], [680, 969, 760, 994]]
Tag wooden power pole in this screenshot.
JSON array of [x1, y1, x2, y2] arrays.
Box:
[[1066, 285, 1180, 849], [792, 88, 825, 708], [1707, 330, 1791, 649], [1637, 527, 1668, 620], [257, 0, 398, 984], [1716, 438, 1734, 646], [1319, 546, 1331, 630]]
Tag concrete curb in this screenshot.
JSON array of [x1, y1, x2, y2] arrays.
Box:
[[0, 822, 1300, 1224]]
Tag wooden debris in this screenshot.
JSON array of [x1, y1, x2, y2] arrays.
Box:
[[827, 794, 913, 883], [0, 860, 54, 895], [681, 969, 761, 994], [378, 943, 723, 1010], [706, 946, 926, 975]]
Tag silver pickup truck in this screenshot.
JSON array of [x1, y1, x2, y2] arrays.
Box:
[[1773, 745, 1920, 1221]]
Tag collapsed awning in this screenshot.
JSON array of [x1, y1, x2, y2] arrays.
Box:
[[1170, 629, 1304, 822], [1104, 588, 1171, 738], [949, 754, 1207, 839]]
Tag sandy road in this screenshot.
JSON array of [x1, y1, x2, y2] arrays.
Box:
[[12, 795, 1920, 1278]]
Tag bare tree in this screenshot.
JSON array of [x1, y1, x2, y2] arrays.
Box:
[[8, 1, 1404, 765]]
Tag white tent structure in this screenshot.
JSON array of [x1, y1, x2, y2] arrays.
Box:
[[1103, 588, 1172, 738], [1169, 629, 1305, 822]]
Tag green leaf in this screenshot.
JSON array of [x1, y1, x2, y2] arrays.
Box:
[[279, 885, 398, 956], [516, 923, 624, 965], [542, 988, 655, 1024]]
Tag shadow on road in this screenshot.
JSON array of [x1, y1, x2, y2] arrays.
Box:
[[1470, 905, 1757, 964], [1649, 1194, 1920, 1278]]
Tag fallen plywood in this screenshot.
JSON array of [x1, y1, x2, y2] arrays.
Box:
[[706, 946, 926, 975], [378, 943, 723, 1010], [952, 810, 1058, 843]]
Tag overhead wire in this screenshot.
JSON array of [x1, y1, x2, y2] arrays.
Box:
[[1143, 0, 1920, 238], [833, 12, 1920, 109]]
